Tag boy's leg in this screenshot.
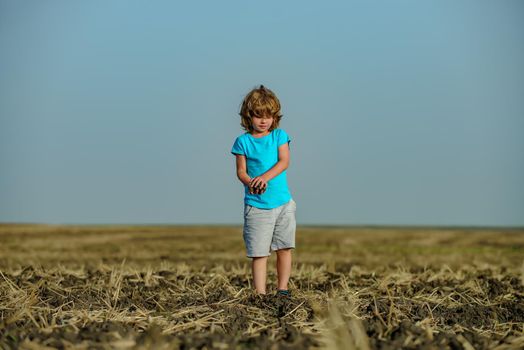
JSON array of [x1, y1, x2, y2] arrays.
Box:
[[276, 248, 292, 290], [271, 199, 296, 291], [252, 256, 269, 294], [243, 204, 277, 295]]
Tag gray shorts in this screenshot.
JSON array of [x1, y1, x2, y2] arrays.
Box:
[[243, 198, 297, 258]]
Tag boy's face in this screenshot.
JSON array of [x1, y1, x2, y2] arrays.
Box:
[[251, 114, 273, 133]]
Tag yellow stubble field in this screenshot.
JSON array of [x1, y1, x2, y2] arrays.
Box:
[[0, 224, 523, 349]]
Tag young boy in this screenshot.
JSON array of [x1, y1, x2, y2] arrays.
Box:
[[231, 85, 296, 297]]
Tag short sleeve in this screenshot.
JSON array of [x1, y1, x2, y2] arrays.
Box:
[[277, 129, 291, 149], [231, 137, 245, 155]]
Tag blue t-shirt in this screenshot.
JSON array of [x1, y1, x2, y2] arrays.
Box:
[[231, 128, 292, 209]]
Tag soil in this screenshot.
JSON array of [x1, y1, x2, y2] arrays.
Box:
[[1, 225, 523, 349]]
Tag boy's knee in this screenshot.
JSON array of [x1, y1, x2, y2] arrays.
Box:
[[252, 256, 269, 260]]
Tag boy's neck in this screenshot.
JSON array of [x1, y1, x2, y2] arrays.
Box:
[[250, 130, 270, 138]]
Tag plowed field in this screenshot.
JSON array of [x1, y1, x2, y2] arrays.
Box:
[[1, 224, 523, 349]]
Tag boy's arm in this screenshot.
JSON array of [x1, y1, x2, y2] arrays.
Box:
[[260, 143, 290, 182], [235, 154, 251, 186]]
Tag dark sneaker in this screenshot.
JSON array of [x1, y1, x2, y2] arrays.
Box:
[[276, 289, 291, 297]]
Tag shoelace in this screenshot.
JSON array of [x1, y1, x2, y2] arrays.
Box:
[[276, 289, 290, 296]]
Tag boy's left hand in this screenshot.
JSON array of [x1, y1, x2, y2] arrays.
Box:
[[249, 176, 267, 195]]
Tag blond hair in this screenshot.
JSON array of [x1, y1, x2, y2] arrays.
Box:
[[238, 85, 283, 132]]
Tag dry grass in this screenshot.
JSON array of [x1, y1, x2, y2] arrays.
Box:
[[0, 224, 523, 349]]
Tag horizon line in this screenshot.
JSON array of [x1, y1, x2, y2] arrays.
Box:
[[1, 222, 523, 231]]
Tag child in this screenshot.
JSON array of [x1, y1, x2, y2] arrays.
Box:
[[231, 85, 296, 297]]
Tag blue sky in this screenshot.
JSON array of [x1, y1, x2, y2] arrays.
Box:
[[1, 1, 523, 226]]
